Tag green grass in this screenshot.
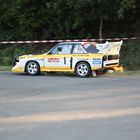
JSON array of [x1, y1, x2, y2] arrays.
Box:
[[104, 70, 140, 76], [122, 71, 140, 76], [0, 66, 11, 71]]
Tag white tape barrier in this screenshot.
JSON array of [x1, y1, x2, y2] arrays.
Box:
[[0, 37, 139, 44]]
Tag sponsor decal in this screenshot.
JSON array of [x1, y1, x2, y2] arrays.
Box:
[[48, 58, 59, 62], [93, 58, 101, 66]]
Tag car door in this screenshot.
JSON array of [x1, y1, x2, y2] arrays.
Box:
[[71, 43, 88, 59], [44, 44, 73, 72]]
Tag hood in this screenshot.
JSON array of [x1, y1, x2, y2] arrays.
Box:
[[19, 54, 44, 59], [19, 54, 34, 59]]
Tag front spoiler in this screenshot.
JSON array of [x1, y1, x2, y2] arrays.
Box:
[[12, 65, 25, 73]]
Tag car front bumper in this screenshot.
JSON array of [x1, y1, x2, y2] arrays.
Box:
[[12, 64, 25, 73]]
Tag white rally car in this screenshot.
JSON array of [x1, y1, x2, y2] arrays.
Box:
[[12, 41, 123, 77]]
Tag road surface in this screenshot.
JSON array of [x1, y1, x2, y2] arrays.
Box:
[[0, 72, 140, 140]]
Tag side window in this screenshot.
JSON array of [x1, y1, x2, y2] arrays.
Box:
[[50, 44, 73, 54], [61, 44, 73, 54], [73, 44, 87, 54]]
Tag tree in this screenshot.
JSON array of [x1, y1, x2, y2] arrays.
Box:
[[0, 0, 139, 40]]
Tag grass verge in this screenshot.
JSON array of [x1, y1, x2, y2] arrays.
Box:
[[0, 66, 11, 71], [104, 70, 140, 76]]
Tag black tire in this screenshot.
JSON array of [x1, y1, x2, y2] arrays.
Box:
[[75, 62, 91, 77], [26, 61, 40, 75]]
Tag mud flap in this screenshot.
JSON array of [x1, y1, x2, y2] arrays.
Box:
[[92, 71, 97, 77]]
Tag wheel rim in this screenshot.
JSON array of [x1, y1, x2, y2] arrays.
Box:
[[27, 62, 38, 75], [77, 64, 89, 76]]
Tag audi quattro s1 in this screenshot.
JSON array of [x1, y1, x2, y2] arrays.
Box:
[[12, 41, 123, 77]]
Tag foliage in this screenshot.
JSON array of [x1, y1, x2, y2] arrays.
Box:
[[0, 44, 50, 66], [120, 41, 140, 70], [0, 0, 139, 40], [0, 0, 140, 69]]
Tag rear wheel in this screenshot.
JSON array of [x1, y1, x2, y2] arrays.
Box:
[[75, 62, 91, 77], [26, 61, 40, 75]]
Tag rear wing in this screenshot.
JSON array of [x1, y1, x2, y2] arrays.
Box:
[[96, 40, 123, 54]]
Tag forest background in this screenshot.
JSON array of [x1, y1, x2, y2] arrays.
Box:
[[0, 0, 140, 70]]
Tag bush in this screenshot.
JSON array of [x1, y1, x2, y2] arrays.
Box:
[[120, 41, 140, 70], [0, 44, 50, 66]]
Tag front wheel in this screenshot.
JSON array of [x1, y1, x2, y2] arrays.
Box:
[[26, 61, 40, 75], [75, 62, 91, 77]]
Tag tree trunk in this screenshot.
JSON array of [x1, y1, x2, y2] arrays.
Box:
[[65, 21, 70, 37], [99, 15, 103, 39]]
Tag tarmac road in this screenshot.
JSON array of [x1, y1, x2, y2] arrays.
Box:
[[0, 72, 140, 140]]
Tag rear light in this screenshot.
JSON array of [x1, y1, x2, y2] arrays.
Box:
[[108, 55, 113, 60], [108, 55, 119, 60], [114, 55, 119, 59], [103, 55, 119, 61]]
